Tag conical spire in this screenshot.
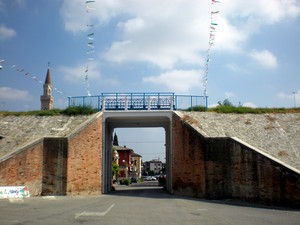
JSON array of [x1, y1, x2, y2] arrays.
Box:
[[45, 63, 51, 84]]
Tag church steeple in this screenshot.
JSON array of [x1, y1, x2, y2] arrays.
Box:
[[40, 64, 54, 110], [45, 67, 52, 85]]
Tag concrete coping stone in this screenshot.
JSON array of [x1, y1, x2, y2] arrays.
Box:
[[0, 137, 43, 163], [175, 111, 300, 175], [67, 112, 103, 139], [231, 137, 300, 175]]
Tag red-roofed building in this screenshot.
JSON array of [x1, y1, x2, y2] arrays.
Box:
[[114, 145, 133, 178], [113, 146, 142, 179]]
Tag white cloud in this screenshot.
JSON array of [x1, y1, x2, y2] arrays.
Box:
[[208, 103, 218, 108], [60, 0, 300, 69], [243, 102, 257, 108], [143, 69, 202, 93], [249, 50, 278, 69], [53, 99, 68, 109], [225, 63, 239, 72], [59, 62, 101, 83], [277, 90, 300, 107], [0, 24, 16, 41], [0, 87, 33, 101], [225, 91, 235, 98], [59, 62, 119, 87]]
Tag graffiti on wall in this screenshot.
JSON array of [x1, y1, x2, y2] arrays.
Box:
[[0, 186, 30, 198]]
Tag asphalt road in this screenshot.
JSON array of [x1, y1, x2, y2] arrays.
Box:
[[0, 181, 299, 225]]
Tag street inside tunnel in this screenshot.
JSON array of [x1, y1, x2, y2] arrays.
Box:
[[102, 111, 173, 194]]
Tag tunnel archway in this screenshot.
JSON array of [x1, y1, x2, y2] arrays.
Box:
[[102, 111, 173, 193]]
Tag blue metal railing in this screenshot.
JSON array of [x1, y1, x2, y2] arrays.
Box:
[[68, 92, 208, 111]]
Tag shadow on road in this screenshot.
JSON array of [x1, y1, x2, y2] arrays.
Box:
[[109, 181, 171, 199], [108, 181, 300, 211]]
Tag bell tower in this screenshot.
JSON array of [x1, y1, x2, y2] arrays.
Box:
[[40, 64, 54, 110]]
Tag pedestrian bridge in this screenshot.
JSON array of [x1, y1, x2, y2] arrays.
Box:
[[68, 92, 208, 111]]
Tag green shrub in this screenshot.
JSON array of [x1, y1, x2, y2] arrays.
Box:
[[120, 178, 131, 185], [186, 106, 206, 112], [62, 105, 97, 115]]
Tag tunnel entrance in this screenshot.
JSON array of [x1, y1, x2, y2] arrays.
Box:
[[102, 111, 173, 194]]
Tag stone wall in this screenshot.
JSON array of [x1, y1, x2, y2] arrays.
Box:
[[0, 140, 44, 196], [172, 113, 300, 208]]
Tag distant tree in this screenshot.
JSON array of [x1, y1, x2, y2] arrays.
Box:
[[113, 133, 119, 146], [148, 170, 155, 176], [218, 99, 233, 107], [112, 163, 120, 178]]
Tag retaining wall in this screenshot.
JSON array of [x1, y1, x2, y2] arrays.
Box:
[[0, 139, 44, 196], [0, 113, 103, 196], [172, 113, 300, 208]]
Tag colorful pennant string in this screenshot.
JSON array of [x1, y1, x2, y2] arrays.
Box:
[[84, 0, 96, 96], [203, 0, 220, 97], [0, 60, 66, 96]]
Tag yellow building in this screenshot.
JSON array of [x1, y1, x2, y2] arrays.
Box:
[[131, 152, 142, 178]]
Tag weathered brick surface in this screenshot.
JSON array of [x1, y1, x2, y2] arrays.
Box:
[[0, 113, 103, 197], [172, 113, 206, 198], [66, 114, 102, 195], [0, 140, 44, 196], [42, 138, 68, 196], [172, 113, 300, 208]]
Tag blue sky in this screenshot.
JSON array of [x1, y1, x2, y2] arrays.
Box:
[[1, 0, 300, 161]]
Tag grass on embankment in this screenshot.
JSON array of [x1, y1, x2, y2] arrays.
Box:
[[0, 105, 98, 116], [187, 106, 300, 114], [1, 105, 300, 116]]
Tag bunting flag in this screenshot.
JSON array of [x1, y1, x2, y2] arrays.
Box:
[[203, 0, 220, 97], [0, 59, 66, 96], [84, 0, 96, 96]]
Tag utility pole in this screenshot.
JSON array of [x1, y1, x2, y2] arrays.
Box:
[[292, 92, 296, 108]]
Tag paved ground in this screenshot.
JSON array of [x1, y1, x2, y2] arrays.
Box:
[[0, 181, 299, 225]]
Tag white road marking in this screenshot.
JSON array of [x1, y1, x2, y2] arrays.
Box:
[[197, 208, 208, 211], [42, 196, 56, 200], [75, 204, 115, 219], [8, 198, 24, 203]]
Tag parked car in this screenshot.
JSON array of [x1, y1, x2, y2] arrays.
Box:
[[144, 176, 152, 181]]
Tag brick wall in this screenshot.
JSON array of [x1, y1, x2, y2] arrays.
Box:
[[66, 114, 103, 195], [0, 113, 103, 197], [172, 113, 207, 198], [0, 140, 44, 196], [42, 138, 68, 196], [172, 113, 300, 208]]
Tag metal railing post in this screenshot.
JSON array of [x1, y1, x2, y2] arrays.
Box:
[[158, 93, 160, 109], [97, 96, 100, 111], [148, 96, 151, 110], [102, 97, 105, 111]]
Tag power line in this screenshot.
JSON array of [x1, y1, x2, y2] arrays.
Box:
[[119, 141, 165, 144], [141, 152, 165, 155]]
